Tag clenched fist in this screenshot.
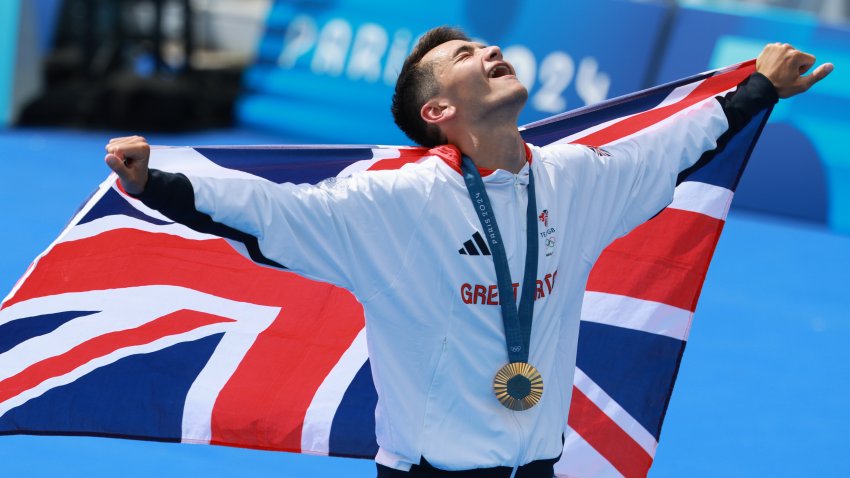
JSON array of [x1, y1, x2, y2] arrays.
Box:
[[756, 43, 833, 98], [104, 135, 150, 195]]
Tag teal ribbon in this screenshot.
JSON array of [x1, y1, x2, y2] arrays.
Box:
[[460, 156, 538, 364]]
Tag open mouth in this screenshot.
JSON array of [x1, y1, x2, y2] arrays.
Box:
[[488, 64, 513, 79]]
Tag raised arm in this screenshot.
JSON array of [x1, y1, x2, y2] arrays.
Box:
[[682, 43, 834, 200], [756, 42, 833, 99], [685, 43, 835, 177], [558, 43, 832, 259], [105, 137, 267, 263], [104, 138, 434, 298]]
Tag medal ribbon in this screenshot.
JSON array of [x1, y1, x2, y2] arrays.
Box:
[[461, 156, 538, 364]]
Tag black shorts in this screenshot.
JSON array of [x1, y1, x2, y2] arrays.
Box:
[[376, 457, 557, 478]]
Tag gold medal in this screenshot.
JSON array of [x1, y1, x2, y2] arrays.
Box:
[[493, 362, 543, 411]]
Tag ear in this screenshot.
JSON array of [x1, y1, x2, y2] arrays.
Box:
[[420, 98, 455, 125]]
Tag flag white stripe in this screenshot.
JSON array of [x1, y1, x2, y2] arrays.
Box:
[[110, 183, 176, 223], [654, 79, 703, 109], [669, 181, 733, 220], [151, 146, 271, 181], [0, 287, 278, 381], [0, 291, 187, 378], [301, 327, 369, 455], [181, 304, 280, 444], [59, 215, 220, 244], [581, 291, 694, 341]]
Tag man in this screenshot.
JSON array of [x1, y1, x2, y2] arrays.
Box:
[[104, 27, 831, 478]]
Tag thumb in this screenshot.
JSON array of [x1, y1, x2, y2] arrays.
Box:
[[105, 153, 130, 177], [803, 62, 834, 89], [105, 153, 143, 194]]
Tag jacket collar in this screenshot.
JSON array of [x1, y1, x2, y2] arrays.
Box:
[[430, 143, 533, 177]]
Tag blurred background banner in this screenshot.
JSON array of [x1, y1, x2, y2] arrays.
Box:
[[0, 1, 21, 126], [238, 0, 672, 144], [0, 0, 63, 128]]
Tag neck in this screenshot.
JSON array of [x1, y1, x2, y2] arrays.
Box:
[[449, 122, 526, 174]]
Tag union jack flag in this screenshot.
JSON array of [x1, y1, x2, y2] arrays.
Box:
[[0, 61, 769, 477]]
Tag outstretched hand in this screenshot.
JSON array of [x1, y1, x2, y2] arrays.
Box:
[[756, 43, 833, 99], [104, 135, 150, 195]]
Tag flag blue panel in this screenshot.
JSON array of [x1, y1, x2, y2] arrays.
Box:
[[680, 109, 770, 191], [0, 311, 98, 355], [78, 188, 172, 226], [576, 321, 685, 440], [0, 334, 222, 439], [194, 147, 374, 185], [329, 360, 379, 458]]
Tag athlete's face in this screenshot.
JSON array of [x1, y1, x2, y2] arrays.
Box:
[[420, 39, 528, 122]]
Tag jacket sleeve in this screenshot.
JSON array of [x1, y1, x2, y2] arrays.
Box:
[[133, 166, 432, 299], [548, 72, 778, 261]]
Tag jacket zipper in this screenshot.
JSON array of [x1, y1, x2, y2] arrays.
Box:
[[509, 411, 528, 478]]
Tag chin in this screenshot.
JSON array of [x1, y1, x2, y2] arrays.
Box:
[[514, 84, 529, 106], [473, 83, 529, 122], [502, 84, 528, 116]]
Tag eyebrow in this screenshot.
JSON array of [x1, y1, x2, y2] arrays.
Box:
[[451, 43, 486, 58]]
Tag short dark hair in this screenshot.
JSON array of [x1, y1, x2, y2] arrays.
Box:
[[391, 26, 470, 147]]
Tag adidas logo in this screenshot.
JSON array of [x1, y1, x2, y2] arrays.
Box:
[[458, 231, 491, 256]]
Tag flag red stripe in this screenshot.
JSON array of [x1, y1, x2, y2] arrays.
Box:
[[6, 230, 326, 309], [367, 148, 430, 171], [4, 229, 365, 451], [572, 62, 754, 147], [587, 208, 725, 312], [568, 387, 653, 478], [0, 309, 232, 405]]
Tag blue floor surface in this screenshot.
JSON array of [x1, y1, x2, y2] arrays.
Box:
[[0, 127, 847, 477]]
